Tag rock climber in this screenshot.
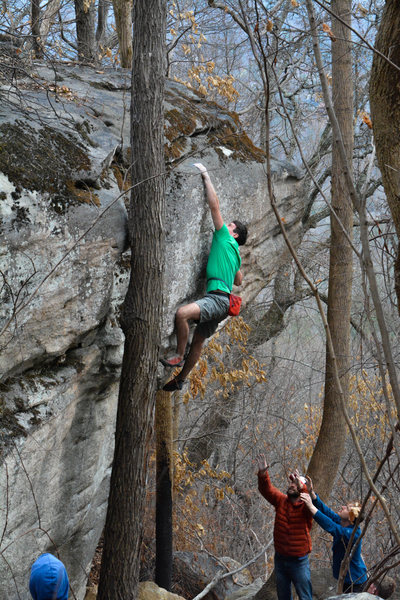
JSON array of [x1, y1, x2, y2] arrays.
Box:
[[161, 162, 247, 392]]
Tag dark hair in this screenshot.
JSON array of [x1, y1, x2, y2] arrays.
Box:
[[233, 220, 248, 246], [376, 577, 396, 599]]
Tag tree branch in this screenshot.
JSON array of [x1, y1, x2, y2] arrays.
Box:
[[191, 540, 273, 600]]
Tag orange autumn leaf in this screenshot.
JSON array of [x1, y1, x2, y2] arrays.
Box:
[[322, 23, 337, 41], [357, 3, 368, 16], [266, 19, 273, 31], [361, 112, 373, 129]]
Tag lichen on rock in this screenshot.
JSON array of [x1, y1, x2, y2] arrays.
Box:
[[0, 120, 93, 211]]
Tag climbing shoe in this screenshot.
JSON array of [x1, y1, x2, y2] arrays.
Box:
[[160, 355, 184, 368], [163, 378, 185, 392]]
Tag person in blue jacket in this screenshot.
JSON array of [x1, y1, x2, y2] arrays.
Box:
[[300, 477, 367, 593], [29, 553, 69, 600]]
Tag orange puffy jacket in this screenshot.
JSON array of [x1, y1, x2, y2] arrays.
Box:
[[258, 470, 313, 557]]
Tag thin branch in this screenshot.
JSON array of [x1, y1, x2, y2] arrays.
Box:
[[191, 539, 273, 600], [207, 0, 247, 32], [0, 464, 9, 548], [312, 0, 400, 74], [0, 552, 21, 599], [270, 61, 361, 257], [305, 0, 400, 545], [338, 426, 400, 590], [306, 0, 400, 413], [12, 443, 42, 528]]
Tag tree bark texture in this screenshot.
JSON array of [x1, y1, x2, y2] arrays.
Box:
[[155, 391, 173, 590], [112, 0, 133, 67], [74, 0, 97, 63], [31, 0, 43, 57], [97, 0, 166, 598], [307, 0, 354, 499], [370, 0, 400, 312], [40, 0, 62, 42], [172, 392, 180, 453], [96, 0, 109, 44]]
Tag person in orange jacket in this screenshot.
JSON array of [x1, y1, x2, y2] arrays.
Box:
[[257, 454, 313, 600]]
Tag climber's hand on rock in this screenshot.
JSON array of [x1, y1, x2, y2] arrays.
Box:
[[193, 163, 207, 174]]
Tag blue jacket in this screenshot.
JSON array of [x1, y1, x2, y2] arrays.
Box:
[[312, 495, 367, 586], [29, 553, 69, 600]]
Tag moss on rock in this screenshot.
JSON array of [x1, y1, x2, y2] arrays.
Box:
[[0, 120, 92, 210], [164, 89, 264, 164]]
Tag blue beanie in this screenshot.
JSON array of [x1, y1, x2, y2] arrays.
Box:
[[29, 553, 69, 600]]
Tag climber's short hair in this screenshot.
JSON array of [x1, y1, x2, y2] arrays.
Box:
[[232, 220, 248, 246]]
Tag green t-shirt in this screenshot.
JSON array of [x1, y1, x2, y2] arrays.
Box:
[[206, 224, 242, 294]]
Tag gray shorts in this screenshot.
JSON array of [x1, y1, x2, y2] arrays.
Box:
[[195, 293, 229, 339]]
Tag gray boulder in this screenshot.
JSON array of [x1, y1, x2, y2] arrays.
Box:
[[173, 551, 257, 600], [326, 595, 377, 600], [226, 579, 264, 600], [0, 63, 304, 599]]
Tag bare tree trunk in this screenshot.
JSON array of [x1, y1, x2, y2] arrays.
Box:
[[307, 0, 354, 499], [40, 0, 62, 40], [96, 0, 110, 45], [370, 0, 400, 312], [112, 0, 133, 67], [31, 0, 43, 57], [155, 391, 173, 590], [29, 0, 61, 57], [172, 392, 180, 453], [74, 0, 97, 63], [97, 0, 166, 597]]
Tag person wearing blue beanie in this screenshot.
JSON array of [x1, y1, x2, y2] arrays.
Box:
[[29, 553, 69, 600]]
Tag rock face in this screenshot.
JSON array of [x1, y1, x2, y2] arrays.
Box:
[[325, 595, 376, 600], [139, 581, 187, 600], [0, 63, 304, 599]]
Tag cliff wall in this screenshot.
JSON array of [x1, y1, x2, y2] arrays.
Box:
[[0, 63, 304, 598]]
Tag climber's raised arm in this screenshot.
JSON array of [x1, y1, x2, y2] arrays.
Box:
[[193, 163, 224, 231]]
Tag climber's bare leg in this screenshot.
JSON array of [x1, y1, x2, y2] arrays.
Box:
[[178, 329, 206, 380], [175, 303, 201, 358]]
